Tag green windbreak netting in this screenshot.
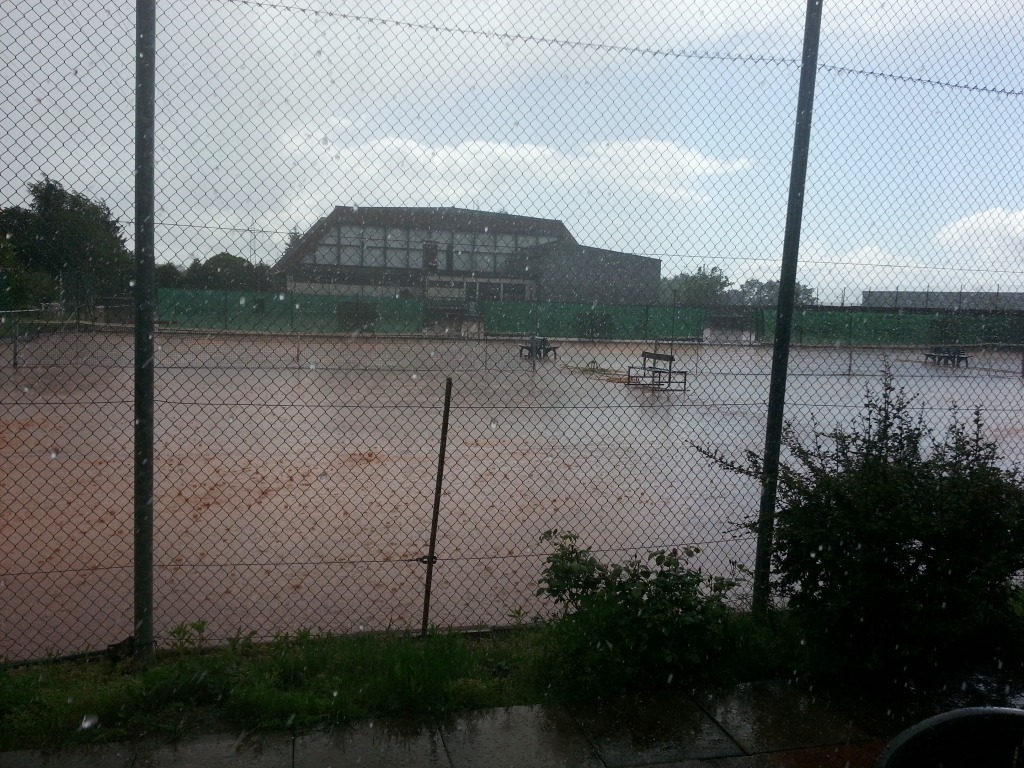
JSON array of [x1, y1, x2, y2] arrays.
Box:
[[157, 290, 705, 341], [482, 301, 704, 340], [764, 309, 1024, 346]]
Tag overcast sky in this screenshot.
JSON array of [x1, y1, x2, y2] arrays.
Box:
[[2, 0, 1022, 303]]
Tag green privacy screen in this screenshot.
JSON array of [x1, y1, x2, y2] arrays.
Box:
[[157, 289, 706, 341]]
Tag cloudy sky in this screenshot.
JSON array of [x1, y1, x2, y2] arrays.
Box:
[[2, 0, 1022, 303]]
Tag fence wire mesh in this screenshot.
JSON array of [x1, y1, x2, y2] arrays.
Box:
[[2, 0, 1023, 661]]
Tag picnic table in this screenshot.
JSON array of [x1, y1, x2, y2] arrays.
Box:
[[923, 346, 969, 367], [519, 336, 559, 359], [627, 350, 687, 391]]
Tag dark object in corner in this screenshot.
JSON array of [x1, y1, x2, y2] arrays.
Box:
[[877, 707, 1024, 767]]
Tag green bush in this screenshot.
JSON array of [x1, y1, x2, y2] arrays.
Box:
[[708, 371, 1024, 681], [536, 530, 738, 689]]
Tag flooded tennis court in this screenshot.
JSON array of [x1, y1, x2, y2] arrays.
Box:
[[4, 329, 1024, 660]]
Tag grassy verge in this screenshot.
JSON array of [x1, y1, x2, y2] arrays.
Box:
[[0, 615, 797, 752]]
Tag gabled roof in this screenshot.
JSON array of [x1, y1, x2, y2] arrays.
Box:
[[274, 207, 576, 271]]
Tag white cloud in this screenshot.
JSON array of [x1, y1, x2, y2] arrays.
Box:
[[935, 208, 1024, 254], [276, 135, 751, 235]]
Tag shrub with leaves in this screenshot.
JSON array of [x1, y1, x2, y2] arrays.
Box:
[[700, 371, 1024, 680], [536, 530, 738, 689]]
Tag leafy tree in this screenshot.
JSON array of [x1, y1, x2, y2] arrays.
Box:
[[731, 278, 816, 308], [154, 263, 184, 289], [0, 177, 133, 301], [183, 252, 270, 292], [0, 238, 55, 309], [662, 267, 732, 307]]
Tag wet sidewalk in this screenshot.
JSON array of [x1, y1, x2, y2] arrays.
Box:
[[2, 680, 903, 767]]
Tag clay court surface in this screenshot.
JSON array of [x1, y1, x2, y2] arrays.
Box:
[[4, 329, 1024, 660]]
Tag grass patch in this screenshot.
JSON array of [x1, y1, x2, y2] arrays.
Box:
[[0, 617, 797, 751]]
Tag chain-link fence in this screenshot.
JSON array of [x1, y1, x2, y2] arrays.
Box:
[[3, 0, 1023, 662]]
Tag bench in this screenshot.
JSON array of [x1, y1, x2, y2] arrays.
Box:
[[519, 336, 559, 359], [628, 351, 687, 391], [924, 347, 969, 367]]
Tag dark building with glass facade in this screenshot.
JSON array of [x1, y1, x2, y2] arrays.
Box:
[[273, 207, 661, 317]]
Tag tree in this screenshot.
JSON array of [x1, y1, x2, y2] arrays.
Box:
[[184, 252, 270, 291], [661, 267, 732, 307], [154, 263, 184, 289], [0, 177, 133, 303], [0, 238, 56, 310], [731, 278, 816, 308]]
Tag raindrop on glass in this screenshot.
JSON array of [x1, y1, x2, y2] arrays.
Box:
[[318, 472, 329, 482]]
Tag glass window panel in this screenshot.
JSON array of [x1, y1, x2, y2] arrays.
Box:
[[320, 228, 339, 245], [475, 232, 496, 251], [338, 226, 362, 246], [339, 244, 361, 266], [409, 229, 431, 247], [364, 247, 385, 267], [452, 247, 474, 271], [476, 252, 496, 272], [388, 247, 411, 269], [387, 227, 408, 249], [315, 244, 337, 264], [494, 252, 509, 271], [364, 226, 385, 246], [496, 234, 516, 252], [453, 231, 474, 250]]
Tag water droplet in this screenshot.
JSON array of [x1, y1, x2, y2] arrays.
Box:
[[488, 419, 497, 430], [79, 715, 99, 730], [49, 449, 60, 460], [318, 472, 328, 482]]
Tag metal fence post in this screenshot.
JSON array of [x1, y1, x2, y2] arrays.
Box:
[[752, 0, 824, 618], [134, 0, 157, 661], [421, 377, 453, 637]]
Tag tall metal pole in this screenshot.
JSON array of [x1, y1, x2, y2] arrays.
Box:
[[134, 0, 157, 659], [752, 0, 824, 617]]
